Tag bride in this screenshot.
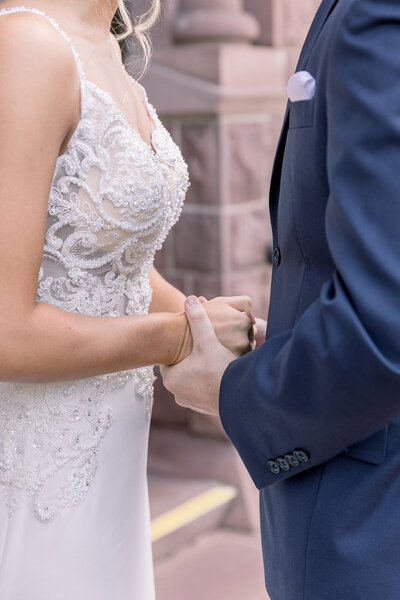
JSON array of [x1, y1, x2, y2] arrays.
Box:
[[0, 0, 257, 597]]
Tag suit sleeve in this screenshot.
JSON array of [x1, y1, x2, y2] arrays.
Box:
[[219, 0, 400, 490]]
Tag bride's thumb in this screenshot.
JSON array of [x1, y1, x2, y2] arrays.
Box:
[[185, 296, 217, 349]]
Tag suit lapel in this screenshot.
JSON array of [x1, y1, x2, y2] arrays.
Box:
[[269, 0, 339, 240], [296, 0, 339, 71]]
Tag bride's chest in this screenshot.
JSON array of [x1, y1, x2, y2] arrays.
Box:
[[49, 87, 189, 254]]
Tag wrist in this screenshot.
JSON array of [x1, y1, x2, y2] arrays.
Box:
[[164, 312, 193, 366]]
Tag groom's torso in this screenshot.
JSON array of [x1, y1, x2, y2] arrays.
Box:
[[263, 0, 400, 598], [267, 0, 340, 339]]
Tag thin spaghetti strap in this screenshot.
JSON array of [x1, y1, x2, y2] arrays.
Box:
[[0, 6, 86, 82]]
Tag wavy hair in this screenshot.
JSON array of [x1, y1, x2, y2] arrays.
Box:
[[114, 0, 161, 73]]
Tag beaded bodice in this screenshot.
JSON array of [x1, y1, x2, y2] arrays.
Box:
[[0, 6, 189, 522]]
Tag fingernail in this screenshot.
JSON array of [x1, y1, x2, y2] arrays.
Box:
[[185, 296, 199, 307]]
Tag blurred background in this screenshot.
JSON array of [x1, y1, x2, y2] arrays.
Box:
[[121, 1, 320, 598]]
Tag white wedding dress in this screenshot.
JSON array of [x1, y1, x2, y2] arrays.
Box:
[[0, 6, 189, 599]]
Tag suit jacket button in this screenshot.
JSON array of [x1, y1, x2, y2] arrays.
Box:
[[277, 457, 290, 471], [294, 449, 309, 463], [285, 453, 299, 467], [273, 247, 281, 267], [267, 460, 281, 475]]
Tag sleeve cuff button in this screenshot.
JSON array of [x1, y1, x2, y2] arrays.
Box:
[[277, 457, 290, 471], [294, 449, 309, 463], [267, 460, 281, 475], [285, 453, 299, 467]]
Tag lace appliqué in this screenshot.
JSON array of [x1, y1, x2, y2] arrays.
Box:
[[135, 367, 157, 422], [0, 7, 189, 522], [0, 367, 155, 522]]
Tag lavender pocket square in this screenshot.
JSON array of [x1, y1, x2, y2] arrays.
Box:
[[287, 71, 316, 102]]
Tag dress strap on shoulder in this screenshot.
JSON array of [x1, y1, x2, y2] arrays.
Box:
[[0, 6, 86, 81]]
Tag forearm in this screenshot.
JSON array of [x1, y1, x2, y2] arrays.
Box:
[[220, 278, 400, 490], [0, 302, 188, 384], [149, 268, 186, 313]]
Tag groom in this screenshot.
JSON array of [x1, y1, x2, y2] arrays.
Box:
[[162, 0, 400, 598]]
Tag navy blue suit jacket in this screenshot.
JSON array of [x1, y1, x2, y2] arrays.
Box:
[[219, 0, 400, 598]]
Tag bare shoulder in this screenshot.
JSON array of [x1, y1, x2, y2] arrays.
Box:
[[0, 11, 80, 142], [0, 11, 79, 72], [1, 11, 76, 56]]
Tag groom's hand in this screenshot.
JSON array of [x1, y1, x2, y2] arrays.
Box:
[[160, 296, 238, 416]]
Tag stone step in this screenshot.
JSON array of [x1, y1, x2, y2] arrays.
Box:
[[154, 529, 268, 600], [149, 474, 237, 561]]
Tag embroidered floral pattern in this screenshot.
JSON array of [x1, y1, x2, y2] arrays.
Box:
[[0, 6, 188, 521]]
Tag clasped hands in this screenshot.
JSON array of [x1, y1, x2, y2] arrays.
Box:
[[161, 295, 266, 416]]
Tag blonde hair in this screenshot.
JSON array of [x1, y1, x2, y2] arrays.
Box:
[[114, 0, 161, 73]]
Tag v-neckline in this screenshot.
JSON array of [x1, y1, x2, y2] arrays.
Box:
[[84, 78, 159, 157]]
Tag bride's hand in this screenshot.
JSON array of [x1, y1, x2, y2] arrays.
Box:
[[201, 296, 256, 356], [169, 295, 255, 365], [201, 297, 266, 348], [254, 317, 267, 347]]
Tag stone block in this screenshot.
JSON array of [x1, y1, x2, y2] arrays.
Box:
[[276, 0, 320, 47], [164, 118, 182, 146], [152, 368, 189, 427], [154, 243, 168, 270], [228, 205, 271, 269], [181, 121, 219, 205], [222, 120, 272, 204], [174, 212, 221, 271], [181, 117, 281, 208], [143, 60, 290, 117], [153, 44, 288, 90], [188, 412, 229, 439], [167, 273, 187, 296], [148, 427, 235, 483], [154, 231, 175, 270], [181, 263, 272, 316], [245, 0, 319, 47], [244, 0, 272, 46], [225, 266, 271, 319], [173, 2, 260, 45], [191, 272, 223, 300], [129, 0, 179, 50]]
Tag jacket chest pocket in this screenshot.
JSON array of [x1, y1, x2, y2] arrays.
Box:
[[289, 98, 315, 129]]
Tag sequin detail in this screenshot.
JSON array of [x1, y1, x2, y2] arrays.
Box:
[[0, 7, 188, 521]]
